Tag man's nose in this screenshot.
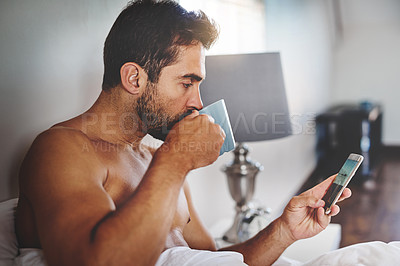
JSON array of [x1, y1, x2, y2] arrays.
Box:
[[187, 87, 203, 111]]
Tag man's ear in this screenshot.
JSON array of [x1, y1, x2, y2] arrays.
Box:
[[120, 62, 146, 95]]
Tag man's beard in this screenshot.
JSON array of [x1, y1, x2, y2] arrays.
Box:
[[135, 82, 190, 141]]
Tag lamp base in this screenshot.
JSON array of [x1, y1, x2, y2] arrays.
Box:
[[223, 204, 272, 244], [222, 143, 272, 243]]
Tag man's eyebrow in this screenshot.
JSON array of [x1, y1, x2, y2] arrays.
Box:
[[181, 73, 204, 82]]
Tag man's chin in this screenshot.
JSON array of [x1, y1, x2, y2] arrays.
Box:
[[147, 111, 192, 141]]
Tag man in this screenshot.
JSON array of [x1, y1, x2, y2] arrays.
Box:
[[15, 1, 350, 265]]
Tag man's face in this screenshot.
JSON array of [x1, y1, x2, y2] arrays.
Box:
[[136, 44, 206, 141]]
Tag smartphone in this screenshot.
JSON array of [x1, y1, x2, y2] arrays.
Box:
[[322, 153, 364, 214]]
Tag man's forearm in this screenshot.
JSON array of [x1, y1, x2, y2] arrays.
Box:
[[88, 148, 189, 265], [219, 218, 295, 266]]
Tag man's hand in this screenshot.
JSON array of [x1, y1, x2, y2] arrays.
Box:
[[279, 174, 352, 241], [219, 175, 352, 265], [161, 110, 225, 170]]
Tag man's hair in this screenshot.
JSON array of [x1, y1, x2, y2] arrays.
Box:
[[102, 0, 219, 90]]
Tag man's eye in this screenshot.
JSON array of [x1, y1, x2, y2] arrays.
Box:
[[183, 83, 193, 89]]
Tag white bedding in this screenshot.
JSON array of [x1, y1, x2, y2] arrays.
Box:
[[12, 241, 400, 266], [155, 246, 247, 266], [14, 249, 47, 266], [13, 247, 247, 266], [2, 199, 400, 265], [302, 241, 400, 266], [273, 241, 400, 266]]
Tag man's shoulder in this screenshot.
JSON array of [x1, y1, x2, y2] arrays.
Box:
[[19, 126, 105, 188], [28, 126, 97, 156]]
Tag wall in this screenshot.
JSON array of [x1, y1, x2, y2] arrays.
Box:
[[0, 0, 335, 233], [331, 0, 400, 145], [0, 0, 128, 201], [185, 0, 336, 228]]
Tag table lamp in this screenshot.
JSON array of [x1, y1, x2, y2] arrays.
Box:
[[200, 52, 292, 243]]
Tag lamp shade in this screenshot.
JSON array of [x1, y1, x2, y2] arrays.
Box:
[[200, 52, 292, 142]]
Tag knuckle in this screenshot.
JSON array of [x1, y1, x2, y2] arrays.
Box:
[[292, 195, 301, 201], [199, 114, 212, 122], [289, 196, 299, 205], [221, 128, 226, 139], [214, 124, 223, 134]]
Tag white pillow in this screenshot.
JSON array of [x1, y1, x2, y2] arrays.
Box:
[[0, 198, 19, 265]]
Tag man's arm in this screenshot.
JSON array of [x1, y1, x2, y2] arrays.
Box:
[[217, 175, 351, 265], [20, 128, 186, 266], [182, 181, 217, 251], [20, 111, 225, 266]]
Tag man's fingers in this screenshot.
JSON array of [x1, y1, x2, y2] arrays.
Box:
[[186, 110, 199, 118], [218, 125, 226, 139], [322, 174, 337, 185], [290, 195, 324, 209], [317, 207, 331, 228], [337, 188, 352, 203], [319, 174, 337, 192], [302, 174, 337, 199], [198, 114, 215, 123], [328, 205, 340, 216]]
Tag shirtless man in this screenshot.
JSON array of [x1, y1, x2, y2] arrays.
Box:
[[15, 1, 351, 265]]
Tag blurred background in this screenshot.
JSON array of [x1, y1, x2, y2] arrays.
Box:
[[1, 0, 399, 248]]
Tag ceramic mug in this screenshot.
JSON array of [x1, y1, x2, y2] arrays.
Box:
[[199, 99, 235, 155]]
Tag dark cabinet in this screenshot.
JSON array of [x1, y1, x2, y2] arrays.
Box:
[[316, 102, 383, 182]]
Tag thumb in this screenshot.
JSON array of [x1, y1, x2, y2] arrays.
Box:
[[290, 195, 325, 209]]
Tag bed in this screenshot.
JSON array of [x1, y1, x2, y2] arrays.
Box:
[[1, 199, 400, 266]]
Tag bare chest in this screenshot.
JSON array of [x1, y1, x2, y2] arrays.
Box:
[[97, 145, 190, 244]]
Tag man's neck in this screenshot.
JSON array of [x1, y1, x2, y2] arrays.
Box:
[[77, 89, 146, 150]]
